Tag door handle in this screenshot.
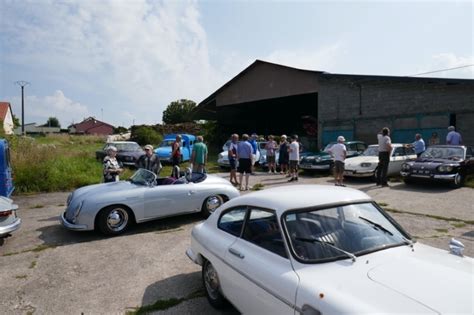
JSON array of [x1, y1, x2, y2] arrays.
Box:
[[188, 190, 196, 195], [228, 247, 245, 259]]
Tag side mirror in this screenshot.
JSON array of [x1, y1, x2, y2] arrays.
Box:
[[449, 238, 464, 257]]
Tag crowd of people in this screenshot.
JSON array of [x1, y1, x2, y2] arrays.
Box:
[[102, 125, 464, 188]]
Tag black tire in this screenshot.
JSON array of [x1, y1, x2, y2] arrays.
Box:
[[452, 173, 464, 188], [201, 195, 224, 218], [202, 260, 228, 309], [97, 205, 131, 235], [403, 177, 414, 185]]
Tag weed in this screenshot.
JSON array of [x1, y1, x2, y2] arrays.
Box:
[[126, 290, 205, 315], [465, 175, 474, 189], [383, 207, 474, 225], [251, 183, 265, 191], [434, 228, 449, 233], [378, 202, 388, 207], [3, 244, 56, 257], [15, 275, 27, 279], [451, 222, 466, 228], [30, 204, 44, 209], [29, 261, 37, 269]]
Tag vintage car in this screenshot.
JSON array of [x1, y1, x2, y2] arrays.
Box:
[[155, 134, 195, 163], [61, 168, 239, 235], [0, 196, 21, 238], [95, 141, 145, 166], [300, 141, 366, 171], [344, 143, 416, 178], [217, 141, 261, 168], [187, 185, 472, 314], [400, 145, 474, 187]]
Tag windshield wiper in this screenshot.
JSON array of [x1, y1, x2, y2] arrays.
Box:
[[295, 237, 356, 262], [358, 216, 394, 236]]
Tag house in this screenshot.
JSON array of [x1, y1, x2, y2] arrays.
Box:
[[68, 117, 114, 136], [0, 102, 15, 135]]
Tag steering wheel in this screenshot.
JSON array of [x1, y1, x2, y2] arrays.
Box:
[[185, 167, 193, 182]]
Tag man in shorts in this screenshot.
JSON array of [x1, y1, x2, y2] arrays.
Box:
[[228, 134, 239, 186], [288, 135, 300, 182], [328, 136, 347, 186], [237, 134, 253, 190]]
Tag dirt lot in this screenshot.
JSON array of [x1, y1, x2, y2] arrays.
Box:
[[0, 172, 472, 314]]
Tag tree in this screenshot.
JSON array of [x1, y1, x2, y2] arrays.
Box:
[[12, 114, 20, 128], [130, 125, 162, 146], [45, 117, 60, 128], [162, 99, 196, 124], [113, 126, 128, 134]]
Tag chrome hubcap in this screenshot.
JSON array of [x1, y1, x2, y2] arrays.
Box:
[[204, 263, 220, 299], [107, 208, 128, 232], [455, 173, 461, 185], [206, 196, 223, 213]]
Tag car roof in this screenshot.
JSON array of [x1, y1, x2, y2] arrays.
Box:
[[222, 185, 372, 216], [367, 143, 405, 148], [106, 141, 138, 144]]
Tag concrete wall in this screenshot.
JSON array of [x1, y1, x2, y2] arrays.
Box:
[[318, 76, 474, 146]]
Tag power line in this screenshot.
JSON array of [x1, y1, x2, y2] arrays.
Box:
[[409, 64, 474, 77]]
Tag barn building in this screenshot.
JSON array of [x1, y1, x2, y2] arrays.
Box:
[[194, 60, 474, 149]]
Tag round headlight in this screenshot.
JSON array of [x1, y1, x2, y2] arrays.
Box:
[[361, 162, 372, 167], [438, 165, 453, 172], [402, 163, 411, 171], [218, 153, 223, 159]]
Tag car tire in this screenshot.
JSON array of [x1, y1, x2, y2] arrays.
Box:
[[97, 205, 131, 235], [452, 173, 464, 188], [403, 178, 414, 185], [202, 260, 228, 309], [372, 168, 378, 182], [201, 195, 224, 218]]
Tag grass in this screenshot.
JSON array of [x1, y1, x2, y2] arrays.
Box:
[[465, 175, 474, 189], [30, 204, 44, 209], [251, 183, 265, 191], [3, 244, 56, 257], [29, 261, 37, 269], [383, 207, 474, 225], [434, 228, 449, 233], [451, 222, 466, 228], [15, 275, 28, 279], [126, 290, 205, 315]]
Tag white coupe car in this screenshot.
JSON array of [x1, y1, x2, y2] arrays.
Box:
[[187, 185, 472, 314], [217, 141, 261, 168], [344, 144, 416, 178]]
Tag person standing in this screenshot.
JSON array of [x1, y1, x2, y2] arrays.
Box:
[[446, 126, 463, 145], [409, 133, 425, 157], [278, 135, 289, 175], [328, 136, 347, 186], [136, 144, 162, 175], [265, 135, 277, 174], [103, 146, 123, 182], [288, 135, 300, 182], [237, 134, 253, 191], [429, 132, 440, 146], [191, 136, 208, 173], [376, 127, 393, 187], [171, 134, 182, 167], [228, 134, 239, 186]]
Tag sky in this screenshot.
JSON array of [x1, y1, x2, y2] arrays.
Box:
[[0, 0, 472, 128]]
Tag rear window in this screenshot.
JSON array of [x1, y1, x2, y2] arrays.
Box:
[[218, 208, 247, 237]]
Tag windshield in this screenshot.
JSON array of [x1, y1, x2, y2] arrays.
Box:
[[105, 143, 141, 151], [421, 147, 465, 160], [283, 202, 410, 263], [323, 143, 336, 152], [362, 146, 379, 156], [129, 169, 157, 186], [159, 140, 176, 148]]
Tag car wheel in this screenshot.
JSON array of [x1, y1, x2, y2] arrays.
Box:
[[97, 205, 131, 235], [403, 177, 414, 185], [452, 173, 464, 188], [202, 260, 228, 309], [201, 195, 224, 218], [372, 168, 378, 182]]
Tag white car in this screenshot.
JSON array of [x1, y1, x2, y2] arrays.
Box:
[[217, 142, 261, 168], [187, 185, 472, 314], [0, 196, 21, 238], [344, 144, 416, 178]]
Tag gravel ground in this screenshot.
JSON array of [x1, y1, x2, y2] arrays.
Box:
[[0, 171, 472, 314]]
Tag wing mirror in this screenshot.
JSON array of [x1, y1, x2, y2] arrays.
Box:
[[449, 238, 465, 257]]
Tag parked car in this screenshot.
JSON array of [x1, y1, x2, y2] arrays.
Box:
[[61, 168, 239, 235], [155, 134, 195, 163], [300, 141, 366, 171], [344, 144, 416, 179], [0, 139, 14, 197], [217, 141, 261, 169], [187, 185, 472, 314], [0, 196, 20, 238], [400, 145, 474, 188], [258, 141, 280, 170], [96, 141, 145, 167]]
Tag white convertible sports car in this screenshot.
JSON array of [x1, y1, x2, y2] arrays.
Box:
[[187, 185, 472, 314], [61, 168, 240, 235], [344, 144, 416, 178]]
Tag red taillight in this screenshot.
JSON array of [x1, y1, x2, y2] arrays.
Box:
[[0, 210, 12, 217]]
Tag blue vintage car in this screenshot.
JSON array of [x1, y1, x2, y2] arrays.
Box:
[[155, 134, 196, 163], [0, 139, 20, 238]]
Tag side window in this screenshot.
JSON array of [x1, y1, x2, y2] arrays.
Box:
[[405, 146, 415, 155], [393, 147, 404, 156], [243, 208, 287, 258], [357, 143, 366, 152], [466, 147, 473, 158], [218, 208, 247, 237]]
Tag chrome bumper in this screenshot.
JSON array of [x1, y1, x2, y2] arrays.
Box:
[[401, 172, 456, 181], [60, 212, 88, 231], [0, 217, 21, 236], [186, 247, 202, 265], [344, 170, 374, 177], [300, 164, 330, 170]]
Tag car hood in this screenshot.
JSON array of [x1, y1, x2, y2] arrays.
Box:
[[345, 155, 378, 165], [155, 147, 172, 156], [294, 244, 473, 314], [71, 181, 139, 201]]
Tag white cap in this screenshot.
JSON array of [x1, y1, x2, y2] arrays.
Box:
[[337, 136, 346, 142]]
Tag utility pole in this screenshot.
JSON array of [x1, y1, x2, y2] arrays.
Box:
[[15, 81, 30, 135]]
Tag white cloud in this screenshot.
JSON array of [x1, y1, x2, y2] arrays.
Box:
[[1, 0, 221, 125], [414, 53, 474, 78], [265, 43, 344, 71], [9, 90, 90, 127]]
